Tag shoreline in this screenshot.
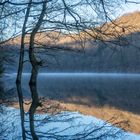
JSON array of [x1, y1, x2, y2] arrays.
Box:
[[1, 98, 140, 134]]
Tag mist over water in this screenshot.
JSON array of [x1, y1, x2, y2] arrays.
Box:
[[5, 72, 140, 77]]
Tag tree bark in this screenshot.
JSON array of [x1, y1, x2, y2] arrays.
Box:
[[29, 0, 47, 85], [16, 0, 32, 84], [28, 1, 47, 139]]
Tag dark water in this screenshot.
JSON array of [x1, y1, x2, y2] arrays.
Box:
[[3, 73, 140, 114]]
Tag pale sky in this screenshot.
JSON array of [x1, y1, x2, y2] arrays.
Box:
[[121, 2, 140, 15]]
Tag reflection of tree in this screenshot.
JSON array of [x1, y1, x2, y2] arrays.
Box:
[[16, 83, 26, 140], [29, 81, 40, 140]]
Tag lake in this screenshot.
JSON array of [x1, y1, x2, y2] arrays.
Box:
[[3, 73, 140, 114], [1, 73, 140, 139]]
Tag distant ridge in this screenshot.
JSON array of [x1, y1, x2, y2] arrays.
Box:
[[117, 11, 140, 27], [5, 11, 140, 46]]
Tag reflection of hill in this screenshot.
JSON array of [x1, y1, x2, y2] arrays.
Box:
[[3, 73, 140, 133]]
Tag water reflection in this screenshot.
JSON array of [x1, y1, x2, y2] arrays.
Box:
[[4, 73, 140, 114], [10, 73, 130, 139], [16, 83, 26, 140], [28, 84, 39, 140]]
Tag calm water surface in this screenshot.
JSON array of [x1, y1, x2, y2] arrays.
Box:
[[3, 73, 140, 114], [1, 73, 140, 139]]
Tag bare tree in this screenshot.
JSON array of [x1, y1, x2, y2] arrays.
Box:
[[0, 0, 134, 139], [16, 0, 32, 84], [0, 0, 127, 72]]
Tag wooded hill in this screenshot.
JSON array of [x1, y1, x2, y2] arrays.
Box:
[[1, 11, 140, 72]]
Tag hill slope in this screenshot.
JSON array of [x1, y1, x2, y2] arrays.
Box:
[[1, 11, 140, 72]]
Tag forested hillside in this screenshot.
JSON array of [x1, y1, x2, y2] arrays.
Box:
[[1, 11, 140, 73]]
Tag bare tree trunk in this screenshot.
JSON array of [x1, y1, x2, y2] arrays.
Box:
[[15, 1, 32, 138], [28, 1, 47, 139], [29, 0, 47, 85], [16, 0, 32, 84]]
